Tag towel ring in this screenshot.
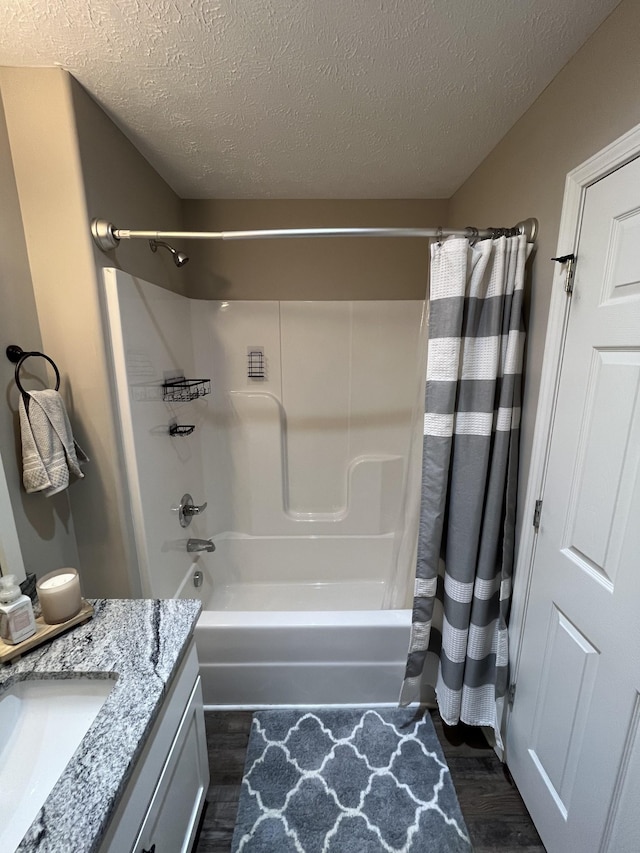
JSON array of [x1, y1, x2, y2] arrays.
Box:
[[6, 345, 61, 395]]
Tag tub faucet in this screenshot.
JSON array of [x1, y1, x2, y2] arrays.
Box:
[[187, 538, 216, 553]]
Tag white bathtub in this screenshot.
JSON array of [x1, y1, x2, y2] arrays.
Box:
[[175, 534, 412, 708]]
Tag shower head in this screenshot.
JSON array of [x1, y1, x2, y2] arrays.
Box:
[[149, 239, 189, 267]]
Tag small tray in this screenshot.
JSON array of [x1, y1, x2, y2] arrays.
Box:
[[169, 423, 196, 436], [0, 599, 95, 664]]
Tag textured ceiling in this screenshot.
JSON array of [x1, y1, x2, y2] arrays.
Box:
[[0, 1, 621, 199]]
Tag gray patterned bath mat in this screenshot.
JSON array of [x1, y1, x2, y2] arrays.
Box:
[[231, 708, 472, 852]]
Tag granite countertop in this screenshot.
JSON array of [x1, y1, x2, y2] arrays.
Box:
[[0, 598, 202, 853]]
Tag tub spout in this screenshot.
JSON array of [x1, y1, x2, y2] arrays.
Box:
[[186, 538, 216, 553]]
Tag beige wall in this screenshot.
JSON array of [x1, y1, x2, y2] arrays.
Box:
[[183, 199, 448, 299], [0, 89, 81, 578], [0, 68, 185, 597], [448, 0, 640, 523], [70, 78, 187, 296]]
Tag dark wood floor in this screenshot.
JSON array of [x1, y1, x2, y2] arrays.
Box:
[[194, 710, 545, 853], [431, 715, 545, 852], [195, 711, 254, 853]]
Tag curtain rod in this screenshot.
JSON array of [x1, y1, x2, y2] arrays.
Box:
[[90, 217, 538, 251]]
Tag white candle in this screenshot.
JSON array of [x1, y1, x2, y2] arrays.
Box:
[[36, 568, 82, 624]]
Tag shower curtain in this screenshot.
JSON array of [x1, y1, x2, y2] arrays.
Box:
[[401, 233, 528, 741]]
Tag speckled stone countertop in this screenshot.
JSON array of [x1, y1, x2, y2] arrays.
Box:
[[0, 598, 201, 853]]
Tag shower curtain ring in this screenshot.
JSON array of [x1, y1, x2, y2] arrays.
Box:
[[465, 226, 479, 246], [436, 226, 443, 246]]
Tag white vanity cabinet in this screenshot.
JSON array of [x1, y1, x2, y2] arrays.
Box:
[[99, 640, 209, 853]]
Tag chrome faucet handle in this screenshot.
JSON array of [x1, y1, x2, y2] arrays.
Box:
[[187, 538, 216, 553], [175, 493, 208, 528], [184, 501, 207, 516]]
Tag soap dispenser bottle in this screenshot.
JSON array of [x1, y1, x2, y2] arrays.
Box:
[[0, 574, 37, 644]]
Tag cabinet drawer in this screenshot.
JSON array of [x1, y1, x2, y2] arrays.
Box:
[[134, 676, 208, 853]]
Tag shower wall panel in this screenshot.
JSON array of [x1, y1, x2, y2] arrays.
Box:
[[103, 269, 208, 599], [104, 272, 424, 600], [280, 302, 351, 514], [194, 300, 424, 537]]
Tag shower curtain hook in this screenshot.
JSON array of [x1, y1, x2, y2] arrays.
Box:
[[465, 226, 480, 246], [436, 226, 443, 247]]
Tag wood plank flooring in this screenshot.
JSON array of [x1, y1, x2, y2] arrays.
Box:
[[194, 710, 545, 853], [431, 715, 545, 853], [195, 711, 254, 853]]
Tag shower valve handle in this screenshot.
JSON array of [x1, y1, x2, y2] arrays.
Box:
[[184, 501, 207, 516], [175, 493, 207, 528]]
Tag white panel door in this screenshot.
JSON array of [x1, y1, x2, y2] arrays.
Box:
[[507, 155, 640, 852]]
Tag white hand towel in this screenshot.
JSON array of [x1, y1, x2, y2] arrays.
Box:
[[19, 389, 89, 497]]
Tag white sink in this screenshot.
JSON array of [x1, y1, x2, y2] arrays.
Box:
[[0, 677, 115, 852]]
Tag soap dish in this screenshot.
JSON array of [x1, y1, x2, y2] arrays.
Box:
[[0, 599, 95, 664]]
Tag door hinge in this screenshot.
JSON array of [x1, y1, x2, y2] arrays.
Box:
[[508, 683, 516, 708], [552, 253, 576, 294], [533, 499, 543, 530]]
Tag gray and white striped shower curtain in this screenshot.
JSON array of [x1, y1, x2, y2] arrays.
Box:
[[401, 233, 527, 739]]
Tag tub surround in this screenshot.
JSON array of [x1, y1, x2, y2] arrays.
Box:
[[103, 271, 423, 710], [102, 269, 424, 600], [0, 597, 201, 853]]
